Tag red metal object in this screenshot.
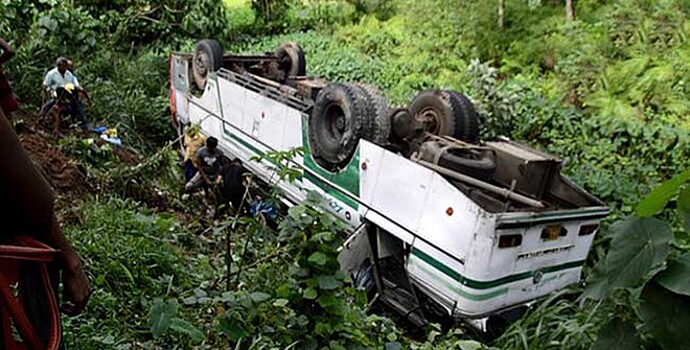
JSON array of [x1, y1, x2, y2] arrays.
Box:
[[0, 237, 61, 350]]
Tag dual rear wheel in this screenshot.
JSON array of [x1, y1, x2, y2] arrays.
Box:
[[309, 87, 481, 170]]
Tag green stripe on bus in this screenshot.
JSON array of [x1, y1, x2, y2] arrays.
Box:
[[408, 258, 508, 301], [304, 170, 360, 209], [411, 247, 583, 290], [222, 119, 360, 210]]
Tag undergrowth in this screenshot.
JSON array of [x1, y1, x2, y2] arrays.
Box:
[[2, 0, 689, 348]]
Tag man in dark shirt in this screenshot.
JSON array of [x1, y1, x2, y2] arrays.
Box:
[[184, 136, 224, 193], [219, 157, 252, 214]]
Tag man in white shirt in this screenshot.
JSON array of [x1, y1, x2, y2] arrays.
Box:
[[43, 57, 80, 93], [41, 57, 89, 131]]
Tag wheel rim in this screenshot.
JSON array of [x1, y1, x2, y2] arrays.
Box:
[[194, 51, 209, 77], [419, 107, 443, 135], [324, 104, 346, 142]]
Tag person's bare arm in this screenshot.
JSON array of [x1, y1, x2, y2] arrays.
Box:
[[0, 111, 90, 315], [78, 88, 92, 107], [48, 216, 90, 315], [194, 151, 212, 184], [0, 38, 14, 64]]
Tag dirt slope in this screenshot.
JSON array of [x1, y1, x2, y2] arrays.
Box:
[[14, 112, 90, 201]]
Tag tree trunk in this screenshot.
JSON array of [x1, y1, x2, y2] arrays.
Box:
[[566, 0, 575, 21], [498, 0, 505, 29]]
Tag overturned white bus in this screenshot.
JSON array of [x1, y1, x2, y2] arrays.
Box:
[[170, 40, 608, 332]]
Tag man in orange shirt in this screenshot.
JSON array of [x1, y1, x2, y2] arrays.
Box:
[[183, 124, 207, 182]]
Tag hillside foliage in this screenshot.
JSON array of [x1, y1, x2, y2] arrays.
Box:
[[1, 0, 689, 348]]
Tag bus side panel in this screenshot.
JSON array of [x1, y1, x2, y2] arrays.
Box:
[[170, 55, 190, 124], [368, 150, 433, 234], [416, 174, 481, 265], [215, 74, 306, 203], [217, 75, 304, 155], [174, 90, 189, 124], [191, 103, 221, 141], [358, 141, 386, 207], [217, 78, 245, 134]]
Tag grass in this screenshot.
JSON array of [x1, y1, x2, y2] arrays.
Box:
[[223, 0, 250, 8], [223, 0, 256, 33]]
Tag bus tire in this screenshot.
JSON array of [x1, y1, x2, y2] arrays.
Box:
[[309, 83, 368, 170], [408, 90, 480, 143], [354, 83, 391, 145], [418, 140, 496, 179], [275, 42, 306, 80], [192, 39, 223, 90], [447, 91, 480, 144]]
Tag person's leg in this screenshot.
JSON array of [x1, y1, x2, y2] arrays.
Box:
[[40, 99, 55, 117], [215, 190, 230, 217], [184, 172, 204, 193], [52, 109, 61, 136], [68, 92, 88, 130], [0, 101, 12, 123], [183, 159, 197, 183], [206, 179, 219, 206]]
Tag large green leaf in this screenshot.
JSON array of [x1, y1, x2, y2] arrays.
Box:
[[148, 298, 178, 338], [318, 275, 341, 290], [456, 340, 485, 350], [170, 318, 205, 343], [583, 216, 672, 300], [640, 282, 690, 350], [308, 251, 328, 266], [303, 288, 318, 299], [636, 169, 690, 217], [654, 252, 690, 296], [592, 320, 642, 350], [582, 257, 613, 301], [249, 292, 271, 303], [677, 186, 690, 233]]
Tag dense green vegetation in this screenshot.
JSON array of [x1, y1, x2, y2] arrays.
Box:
[[2, 0, 689, 348]]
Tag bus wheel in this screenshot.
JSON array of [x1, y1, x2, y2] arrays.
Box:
[[353, 83, 391, 145], [192, 39, 223, 90], [408, 90, 480, 143], [309, 83, 368, 170], [275, 42, 306, 81]]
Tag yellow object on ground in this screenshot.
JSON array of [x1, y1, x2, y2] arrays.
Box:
[[104, 128, 117, 137]]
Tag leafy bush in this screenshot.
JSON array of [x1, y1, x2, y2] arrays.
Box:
[[62, 198, 208, 349], [580, 170, 690, 350]]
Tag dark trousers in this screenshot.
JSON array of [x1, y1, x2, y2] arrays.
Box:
[[45, 88, 89, 129], [41, 99, 55, 116], [183, 159, 197, 183]]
